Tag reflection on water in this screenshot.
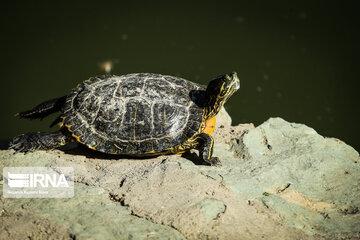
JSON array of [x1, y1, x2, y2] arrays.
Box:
[[1, 1, 359, 150]]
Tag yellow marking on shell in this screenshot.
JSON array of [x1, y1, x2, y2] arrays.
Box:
[[145, 150, 157, 154], [164, 107, 167, 119], [65, 124, 72, 132], [143, 141, 156, 154], [165, 136, 198, 154], [62, 117, 86, 144], [64, 124, 84, 144], [72, 134, 85, 144], [163, 137, 172, 146], [175, 150, 187, 154], [204, 117, 216, 135], [90, 139, 102, 150]]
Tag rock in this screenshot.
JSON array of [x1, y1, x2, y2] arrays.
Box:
[[227, 117, 360, 237], [0, 113, 359, 240], [212, 108, 255, 144]]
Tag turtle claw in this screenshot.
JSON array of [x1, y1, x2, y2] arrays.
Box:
[[205, 157, 222, 166]]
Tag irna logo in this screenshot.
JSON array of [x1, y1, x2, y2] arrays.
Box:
[[3, 167, 74, 198], [7, 172, 69, 188]]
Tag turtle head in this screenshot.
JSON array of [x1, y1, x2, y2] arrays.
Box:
[[204, 72, 240, 119]]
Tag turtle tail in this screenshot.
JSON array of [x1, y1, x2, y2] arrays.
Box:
[[16, 96, 67, 120]]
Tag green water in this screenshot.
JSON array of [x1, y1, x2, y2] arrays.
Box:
[[1, 1, 359, 150]]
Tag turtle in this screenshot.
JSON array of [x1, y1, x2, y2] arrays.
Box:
[[9, 72, 240, 165]]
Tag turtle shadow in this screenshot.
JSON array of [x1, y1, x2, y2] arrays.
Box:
[[60, 143, 158, 160], [63, 145, 208, 165], [58, 142, 170, 160], [61, 143, 209, 165]]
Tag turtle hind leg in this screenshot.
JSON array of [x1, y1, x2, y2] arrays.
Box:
[[17, 96, 67, 120], [9, 130, 71, 153], [189, 133, 221, 166]]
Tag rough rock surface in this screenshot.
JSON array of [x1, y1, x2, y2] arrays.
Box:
[[0, 109, 359, 240]]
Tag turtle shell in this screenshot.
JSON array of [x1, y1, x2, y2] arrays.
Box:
[[62, 73, 206, 154]]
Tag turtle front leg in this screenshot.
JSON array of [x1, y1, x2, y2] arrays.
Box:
[[192, 133, 221, 166], [9, 130, 71, 153]]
